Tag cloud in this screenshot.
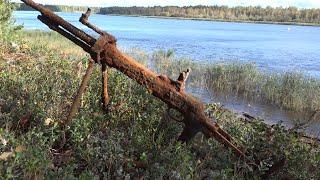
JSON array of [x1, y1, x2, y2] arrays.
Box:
[[11, 0, 320, 8]]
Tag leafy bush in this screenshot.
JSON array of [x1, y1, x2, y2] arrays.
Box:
[[0, 0, 19, 44]]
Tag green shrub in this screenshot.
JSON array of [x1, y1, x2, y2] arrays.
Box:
[[0, 0, 19, 44]]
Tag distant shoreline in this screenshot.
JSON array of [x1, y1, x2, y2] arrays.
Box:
[[14, 9, 320, 27], [103, 14, 320, 27]]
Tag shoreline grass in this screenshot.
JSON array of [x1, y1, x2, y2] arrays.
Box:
[[151, 50, 320, 115]]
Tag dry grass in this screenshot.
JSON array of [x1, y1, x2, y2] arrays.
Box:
[[20, 30, 87, 58]]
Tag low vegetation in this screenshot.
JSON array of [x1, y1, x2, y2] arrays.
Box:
[[1, 2, 320, 178], [0, 30, 319, 179]]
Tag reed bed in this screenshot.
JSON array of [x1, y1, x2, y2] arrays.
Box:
[[151, 50, 320, 114]]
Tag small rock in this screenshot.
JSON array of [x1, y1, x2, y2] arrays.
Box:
[[10, 42, 20, 52], [116, 166, 123, 176], [124, 174, 130, 180], [170, 171, 180, 180]]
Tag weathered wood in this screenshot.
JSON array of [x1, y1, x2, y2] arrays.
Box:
[[66, 59, 95, 124], [21, 0, 246, 158], [101, 62, 110, 109], [21, 0, 96, 46], [80, 8, 105, 36]]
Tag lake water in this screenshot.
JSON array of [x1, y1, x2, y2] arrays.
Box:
[[13, 11, 320, 137], [14, 11, 320, 77]]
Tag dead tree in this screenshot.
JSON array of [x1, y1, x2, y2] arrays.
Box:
[[21, 0, 246, 157]]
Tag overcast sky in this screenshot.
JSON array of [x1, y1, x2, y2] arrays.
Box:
[[11, 0, 320, 8]]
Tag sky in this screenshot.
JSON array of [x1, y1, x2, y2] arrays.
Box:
[[11, 0, 320, 8]]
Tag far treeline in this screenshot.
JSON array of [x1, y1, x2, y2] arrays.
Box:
[[99, 6, 320, 24], [15, 3, 100, 13], [15, 2, 320, 24]]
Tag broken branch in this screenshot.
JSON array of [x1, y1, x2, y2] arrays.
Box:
[[66, 59, 95, 124], [101, 62, 110, 110]]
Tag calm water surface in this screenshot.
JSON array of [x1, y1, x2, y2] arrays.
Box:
[[14, 11, 320, 76], [13, 11, 320, 137]]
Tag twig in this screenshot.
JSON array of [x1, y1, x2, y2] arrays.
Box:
[[177, 68, 191, 92], [79, 8, 116, 44]]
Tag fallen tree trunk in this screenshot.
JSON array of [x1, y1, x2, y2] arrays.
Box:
[[21, 0, 245, 157]]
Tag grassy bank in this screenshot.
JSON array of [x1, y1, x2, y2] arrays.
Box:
[[0, 31, 319, 179]]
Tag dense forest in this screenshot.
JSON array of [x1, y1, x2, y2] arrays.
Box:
[[99, 6, 320, 24], [15, 3, 100, 13]]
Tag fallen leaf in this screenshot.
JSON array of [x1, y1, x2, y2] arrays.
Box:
[[0, 135, 7, 146], [15, 146, 26, 153], [0, 152, 13, 161], [44, 118, 54, 126]]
